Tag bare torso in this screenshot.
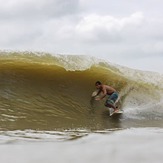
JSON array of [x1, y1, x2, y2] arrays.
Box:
[[101, 85, 116, 95]]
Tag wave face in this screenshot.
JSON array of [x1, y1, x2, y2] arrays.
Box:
[[0, 51, 163, 130]]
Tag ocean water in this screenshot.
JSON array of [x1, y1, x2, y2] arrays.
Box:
[[0, 51, 163, 163]]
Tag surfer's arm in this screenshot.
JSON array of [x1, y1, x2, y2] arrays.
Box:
[[100, 88, 107, 99], [95, 87, 107, 100], [95, 89, 102, 96]]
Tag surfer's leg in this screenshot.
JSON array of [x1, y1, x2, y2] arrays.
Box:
[[105, 92, 119, 111], [105, 102, 117, 110]]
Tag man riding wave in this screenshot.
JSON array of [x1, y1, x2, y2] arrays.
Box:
[[94, 81, 119, 112]]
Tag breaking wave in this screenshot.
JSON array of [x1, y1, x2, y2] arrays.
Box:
[[0, 51, 163, 130]]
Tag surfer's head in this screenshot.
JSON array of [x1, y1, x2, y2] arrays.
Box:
[[95, 81, 102, 89]]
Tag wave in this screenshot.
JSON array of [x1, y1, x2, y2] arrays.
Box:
[[0, 51, 163, 130]]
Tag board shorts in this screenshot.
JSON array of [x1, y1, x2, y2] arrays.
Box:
[[105, 92, 118, 106]]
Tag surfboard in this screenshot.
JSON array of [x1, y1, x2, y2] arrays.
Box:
[[109, 108, 123, 116], [91, 90, 98, 97]]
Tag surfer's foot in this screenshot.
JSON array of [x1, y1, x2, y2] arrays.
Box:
[[114, 109, 119, 112], [115, 105, 120, 110]]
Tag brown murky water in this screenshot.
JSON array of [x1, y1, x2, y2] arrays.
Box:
[[0, 52, 163, 163]]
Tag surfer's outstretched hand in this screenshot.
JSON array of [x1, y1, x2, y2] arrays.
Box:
[[95, 97, 101, 101]]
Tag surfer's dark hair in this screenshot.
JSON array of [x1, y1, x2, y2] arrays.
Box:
[[95, 81, 102, 85]]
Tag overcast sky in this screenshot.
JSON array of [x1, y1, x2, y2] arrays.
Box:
[[0, 0, 163, 73]]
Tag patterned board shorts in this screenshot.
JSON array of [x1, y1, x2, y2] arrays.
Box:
[[105, 92, 118, 106]]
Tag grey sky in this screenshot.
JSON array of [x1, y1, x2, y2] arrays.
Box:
[[0, 0, 163, 73]]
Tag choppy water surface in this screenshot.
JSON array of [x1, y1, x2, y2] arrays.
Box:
[[0, 128, 163, 163]]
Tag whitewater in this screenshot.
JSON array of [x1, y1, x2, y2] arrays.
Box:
[[0, 51, 163, 163]]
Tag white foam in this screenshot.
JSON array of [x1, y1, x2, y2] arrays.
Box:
[[54, 55, 100, 71], [115, 63, 163, 88]]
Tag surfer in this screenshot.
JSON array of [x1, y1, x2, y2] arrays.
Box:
[[94, 81, 119, 112]]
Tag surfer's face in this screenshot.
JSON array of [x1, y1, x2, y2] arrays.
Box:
[[95, 84, 101, 89]]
